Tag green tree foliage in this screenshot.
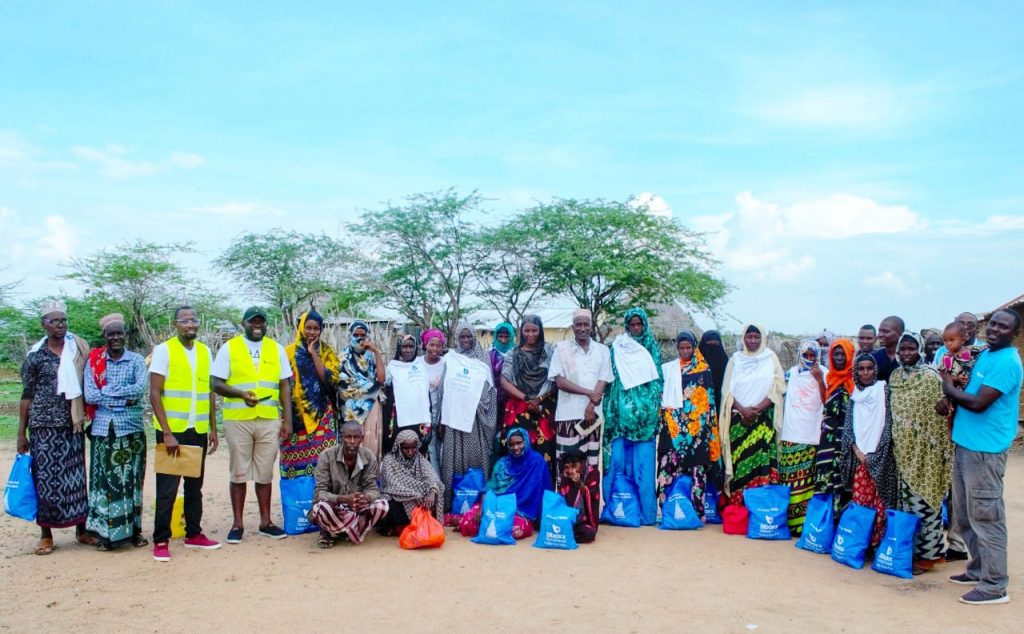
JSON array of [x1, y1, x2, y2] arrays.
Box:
[[214, 230, 353, 325], [520, 198, 728, 339], [61, 240, 196, 349], [354, 190, 488, 336]]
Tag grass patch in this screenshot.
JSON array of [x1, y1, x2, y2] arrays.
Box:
[[0, 414, 16, 441], [1, 370, 21, 441]]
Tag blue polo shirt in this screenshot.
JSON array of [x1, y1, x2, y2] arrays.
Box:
[[952, 346, 1023, 453]]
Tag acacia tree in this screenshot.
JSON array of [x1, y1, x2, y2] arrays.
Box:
[[214, 230, 354, 325], [354, 189, 488, 337], [62, 240, 195, 349], [522, 198, 728, 340]]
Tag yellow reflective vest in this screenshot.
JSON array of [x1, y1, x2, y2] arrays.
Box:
[[221, 335, 282, 421], [156, 336, 211, 434]]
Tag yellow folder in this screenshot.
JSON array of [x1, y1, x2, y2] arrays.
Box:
[[154, 444, 203, 478]]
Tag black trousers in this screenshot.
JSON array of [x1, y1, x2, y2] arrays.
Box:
[[153, 429, 208, 543]]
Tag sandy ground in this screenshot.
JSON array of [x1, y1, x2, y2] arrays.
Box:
[[0, 442, 1021, 633]]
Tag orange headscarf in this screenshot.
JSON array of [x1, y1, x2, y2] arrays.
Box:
[[825, 338, 856, 399]]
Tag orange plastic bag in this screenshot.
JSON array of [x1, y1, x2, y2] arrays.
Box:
[[399, 507, 446, 550]]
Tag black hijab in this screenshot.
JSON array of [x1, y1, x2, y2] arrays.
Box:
[[511, 314, 550, 398], [698, 330, 729, 402]]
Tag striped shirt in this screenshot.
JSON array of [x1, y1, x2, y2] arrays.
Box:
[[85, 350, 148, 437]]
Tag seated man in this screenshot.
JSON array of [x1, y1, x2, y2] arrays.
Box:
[[310, 422, 389, 548], [378, 429, 443, 535], [459, 428, 552, 540], [559, 449, 599, 544]]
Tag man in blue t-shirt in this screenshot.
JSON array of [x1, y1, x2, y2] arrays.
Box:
[[941, 308, 1023, 605]]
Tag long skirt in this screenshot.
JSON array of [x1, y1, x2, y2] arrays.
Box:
[[813, 416, 849, 516], [501, 396, 556, 474], [726, 408, 779, 506], [86, 431, 146, 547], [310, 499, 389, 544], [30, 426, 88, 528], [901, 479, 944, 563], [604, 437, 658, 525], [554, 418, 601, 488], [280, 410, 337, 479], [441, 425, 493, 512], [779, 441, 817, 536], [852, 463, 887, 548]]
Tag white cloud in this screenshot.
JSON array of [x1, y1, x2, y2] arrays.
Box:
[[169, 152, 206, 169], [0, 131, 77, 171], [692, 191, 922, 283], [747, 84, 904, 131], [863, 271, 907, 293], [186, 202, 283, 217], [629, 192, 672, 218], [36, 215, 79, 261], [936, 214, 1024, 237], [72, 145, 206, 178]]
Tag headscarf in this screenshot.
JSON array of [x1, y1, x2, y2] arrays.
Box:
[[338, 318, 381, 424], [624, 307, 660, 359], [286, 310, 341, 435], [675, 330, 697, 348], [796, 339, 819, 371], [698, 330, 729, 402], [840, 352, 900, 510], [393, 333, 418, 362], [379, 429, 444, 519], [487, 427, 554, 520], [453, 318, 489, 365], [99, 313, 125, 332], [491, 322, 515, 355], [897, 332, 924, 367], [420, 328, 446, 349], [509, 314, 551, 398], [825, 338, 856, 400]]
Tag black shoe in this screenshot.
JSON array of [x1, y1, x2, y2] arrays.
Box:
[[258, 524, 287, 539], [226, 526, 244, 544], [959, 589, 1009, 605], [946, 549, 969, 562], [949, 573, 977, 586]]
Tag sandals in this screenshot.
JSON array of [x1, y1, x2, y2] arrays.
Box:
[[132, 535, 149, 548], [76, 533, 99, 547], [34, 537, 55, 556], [317, 531, 335, 549]]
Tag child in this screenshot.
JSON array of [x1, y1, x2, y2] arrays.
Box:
[[560, 450, 600, 543], [937, 322, 983, 421]]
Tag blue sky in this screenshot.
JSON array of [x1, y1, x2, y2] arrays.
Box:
[[2, 2, 1022, 336]]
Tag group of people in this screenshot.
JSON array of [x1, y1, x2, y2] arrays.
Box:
[[15, 300, 1022, 606]]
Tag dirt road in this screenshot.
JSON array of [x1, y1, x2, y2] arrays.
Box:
[[1, 442, 1020, 633]]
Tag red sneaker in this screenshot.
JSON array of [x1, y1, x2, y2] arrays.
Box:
[[183, 534, 221, 550], [153, 542, 171, 562]]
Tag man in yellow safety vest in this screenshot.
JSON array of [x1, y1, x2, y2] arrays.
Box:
[[149, 306, 221, 562], [211, 306, 293, 543]]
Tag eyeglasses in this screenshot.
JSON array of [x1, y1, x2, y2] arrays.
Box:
[[175, 318, 199, 325], [44, 318, 68, 326]]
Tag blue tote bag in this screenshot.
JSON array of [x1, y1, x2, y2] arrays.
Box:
[[795, 493, 834, 554], [871, 509, 919, 579], [831, 502, 876, 569], [3, 454, 38, 522], [533, 490, 580, 550], [659, 475, 703, 530], [281, 475, 319, 535], [600, 473, 642, 527], [472, 491, 517, 546], [744, 484, 791, 540], [452, 468, 486, 516], [704, 481, 723, 525]]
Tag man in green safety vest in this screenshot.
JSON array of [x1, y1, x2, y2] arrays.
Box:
[[211, 306, 293, 543]]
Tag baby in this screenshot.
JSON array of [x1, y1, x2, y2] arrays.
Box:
[[938, 321, 983, 421]]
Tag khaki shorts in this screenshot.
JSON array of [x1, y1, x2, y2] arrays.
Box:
[[225, 418, 280, 484]]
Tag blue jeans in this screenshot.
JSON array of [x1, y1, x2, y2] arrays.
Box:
[[605, 438, 657, 525]]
